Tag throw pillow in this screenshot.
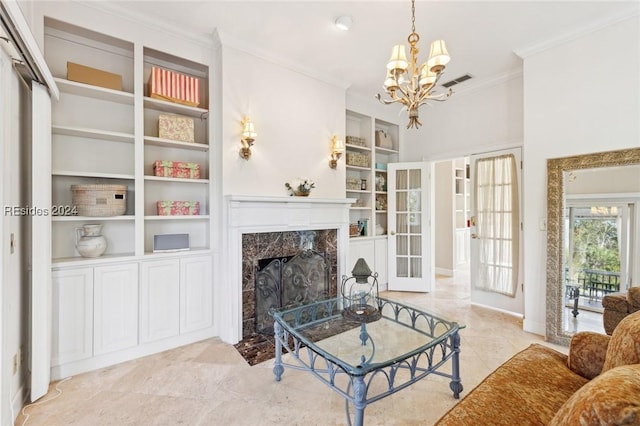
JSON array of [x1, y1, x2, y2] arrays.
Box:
[[602, 310, 640, 373], [550, 364, 640, 426]]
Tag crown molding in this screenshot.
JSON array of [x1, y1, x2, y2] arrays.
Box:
[[514, 5, 640, 59], [81, 1, 215, 48], [449, 69, 523, 99], [215, 29, 351, 90]]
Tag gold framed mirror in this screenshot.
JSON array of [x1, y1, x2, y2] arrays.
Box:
[[546, 147, 640, 345]]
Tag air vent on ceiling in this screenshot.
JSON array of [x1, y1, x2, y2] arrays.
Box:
[[442, 74, 473, 89]]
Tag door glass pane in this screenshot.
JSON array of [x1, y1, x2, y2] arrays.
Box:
[[409, 214, 421, 233], [397, 214, 408, 233], [396, 192, 407, 211], [410, 236, 422, 256], [409, 169, 421, 189], [397, 257, 408, 277], [408, 190, 421, 211], [410, 257, 422, 278], [396, 170, 407, 190], [397, 235, 408, 255]]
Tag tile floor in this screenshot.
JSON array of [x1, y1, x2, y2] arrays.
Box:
[[16, 273, 575, 426]]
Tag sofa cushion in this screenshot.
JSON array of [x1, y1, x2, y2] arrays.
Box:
[[549, 364, 640, 426], [568, 332, 610, 379], [602, 292, 629, 312], [434, 344, 588, 426], [602, 310, 640, 373], [630, 287, 640, 312]]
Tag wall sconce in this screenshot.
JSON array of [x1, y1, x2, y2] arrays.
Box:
[[329, 135, 345, 169], [240, 117, 257, 160]]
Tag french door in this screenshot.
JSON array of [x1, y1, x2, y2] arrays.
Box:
[[387, 162, 433, 292], [469, 148, 523, 314]]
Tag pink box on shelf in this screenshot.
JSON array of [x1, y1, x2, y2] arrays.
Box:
[[157, 201, 200, 216], [158, 114, 195, 143], [153, 160, 201, 179], [149, 66, 201, 107]]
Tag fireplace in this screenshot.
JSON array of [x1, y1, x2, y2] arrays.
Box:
[[241, 229, 337, 339], [255, 249, 331, 335], [223, 195, 354, 344]]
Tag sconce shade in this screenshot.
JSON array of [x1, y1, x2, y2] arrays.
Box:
[[329, 135, 345, 169], [240, 117, 257, 160], [242, 119, 257, 141], [331, 137, 345, 154]]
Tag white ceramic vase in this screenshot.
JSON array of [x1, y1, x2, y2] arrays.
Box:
[[75, 224, 107, 258]]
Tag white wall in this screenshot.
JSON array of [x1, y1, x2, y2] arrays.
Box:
[[434, 160, 454, 274], [522, 15, 640, 335], [220, 45, 346, 198], [404, 74, 524, 161]]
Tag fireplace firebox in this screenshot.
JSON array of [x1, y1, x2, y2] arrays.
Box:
[[254, 250, 331, 335]]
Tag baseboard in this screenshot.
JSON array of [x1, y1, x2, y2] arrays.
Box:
[[471, 301, 524, 319], [435, 267, 454, 276], [11, 382, 26, 425]]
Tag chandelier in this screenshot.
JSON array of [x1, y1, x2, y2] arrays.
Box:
[[376, 0, 452, 129]]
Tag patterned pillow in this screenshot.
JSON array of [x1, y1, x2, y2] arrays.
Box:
[[550, 364, 640, 425], [602, 310, 640, 373]]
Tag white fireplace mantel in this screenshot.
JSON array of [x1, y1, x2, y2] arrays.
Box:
[[219, 195, 355, 344]]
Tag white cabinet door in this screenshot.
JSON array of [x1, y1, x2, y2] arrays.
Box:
[[180, 256, 212, 334], [348, 240, 376, 276], [374, 238, 388, 285], [140, 259, 180, 343], [93, 263, 139, 355], [52, 268, 93, 366]]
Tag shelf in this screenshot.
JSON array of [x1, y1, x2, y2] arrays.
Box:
[[375, 210, 388, 213], [346, 189, 368, 194], [375, 146, 399, 154], [53, 125, 135, 144], [52, 170, 135, 180], [350, 207, 370, 210], [144, 176, 209, 184], [144, 136, 209, 151], [375, 191, 388, 195], [144, 215, 210, 220], [55, 78, 134, 105], [52, 252, 137, 268], [144, 96, 208, 118], [143, 248, 211, 258], [52, 215, 135, 222], [345, 144, 371, 152], [346, 165, 370, 171], [375, 169, 388, 173]]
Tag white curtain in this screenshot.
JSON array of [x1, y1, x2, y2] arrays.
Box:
[[474, 154, 519, 297]]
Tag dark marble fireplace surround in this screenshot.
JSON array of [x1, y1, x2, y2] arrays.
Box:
[[241, 229, 338, 339]]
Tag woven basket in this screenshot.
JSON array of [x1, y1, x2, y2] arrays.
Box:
[[71, 184, 127, 216]]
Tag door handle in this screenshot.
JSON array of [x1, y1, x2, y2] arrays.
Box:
[[471, 233, 479, 239]]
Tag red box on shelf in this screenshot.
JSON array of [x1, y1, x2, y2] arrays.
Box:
[[149, 66, 201, 107], [153, 160, 201, 179], [157, 201, 200, 216]]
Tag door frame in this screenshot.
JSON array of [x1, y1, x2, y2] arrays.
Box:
[[469, 147, 524, 315]]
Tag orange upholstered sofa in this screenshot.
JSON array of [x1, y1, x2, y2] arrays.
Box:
[[435, 310, 640, 425]]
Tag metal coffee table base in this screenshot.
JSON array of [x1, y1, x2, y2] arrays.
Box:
[[271, 299, 463, 426]]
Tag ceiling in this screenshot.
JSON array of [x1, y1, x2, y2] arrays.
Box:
[[114, 1, 639, 98]]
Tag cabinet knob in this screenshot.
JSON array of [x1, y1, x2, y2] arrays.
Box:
[[471, 233, 479, 239], [390, 231, 396, 236]]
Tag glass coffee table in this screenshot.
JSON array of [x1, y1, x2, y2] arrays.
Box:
[[269, 297, 465, 426]]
